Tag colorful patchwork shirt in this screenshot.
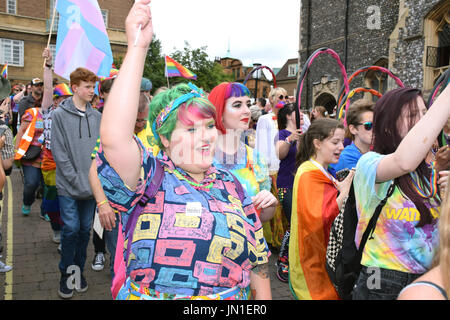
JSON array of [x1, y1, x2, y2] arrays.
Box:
[[96, 137, 270, 296]]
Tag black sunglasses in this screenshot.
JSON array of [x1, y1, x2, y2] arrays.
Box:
[[356, 121, 373, 131], [279, 95, 289, 100]]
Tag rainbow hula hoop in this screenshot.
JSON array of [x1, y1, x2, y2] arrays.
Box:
[[427, 68, 450, 147], [243, 65, 277, 88], [337, 65, 404, 109], [337, 87, 382, 120], [295, 47, 349, 127]]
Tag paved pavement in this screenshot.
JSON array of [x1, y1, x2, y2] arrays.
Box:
[[0, 169, 294, 300]]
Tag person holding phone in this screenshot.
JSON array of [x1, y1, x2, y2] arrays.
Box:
[[273, 103, 303, 283]]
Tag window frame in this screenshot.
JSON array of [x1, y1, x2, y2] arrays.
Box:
[[0, 38, 25, 67], [6, 0, 17, 15]]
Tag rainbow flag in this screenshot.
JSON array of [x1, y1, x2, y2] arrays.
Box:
[[289, 160, 340, 300], [1, 64, 7, 78], [54, 0, 113, 80], [165, 56, 197, 80], [99, 67, 119, 81]]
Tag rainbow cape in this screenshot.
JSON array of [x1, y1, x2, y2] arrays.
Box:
[[1, 64, 7, 78], [165, 56, 197, 80], [289, 160, 340, 300]]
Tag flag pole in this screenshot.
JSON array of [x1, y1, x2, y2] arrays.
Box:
[[164, 55, 170, 88], [43, 0, 58, 68]]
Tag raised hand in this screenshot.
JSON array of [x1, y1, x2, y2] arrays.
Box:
[[126, 0, 153, 49]]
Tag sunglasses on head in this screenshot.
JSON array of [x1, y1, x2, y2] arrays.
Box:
[[356, 121, 373, 131], [279, 95, 289, 100]]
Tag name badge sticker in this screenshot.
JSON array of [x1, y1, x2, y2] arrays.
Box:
[[185, 202, 202, 217]]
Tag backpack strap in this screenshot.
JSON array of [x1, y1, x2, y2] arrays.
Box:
[[228, 171, 245, 205], [357, 183, 395, 256], [124, 159, 164, 264]]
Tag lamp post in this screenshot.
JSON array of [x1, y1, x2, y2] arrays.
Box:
[[252, 63, 262, 100]]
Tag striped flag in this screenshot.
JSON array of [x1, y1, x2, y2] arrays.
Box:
[[1, 64, 7, 78], [54, 0, 113, 80], [165, 56, 197, 80]]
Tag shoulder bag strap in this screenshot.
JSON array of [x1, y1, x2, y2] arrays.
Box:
[[357, 183, 395, 256], [124, 159, 164, 263]]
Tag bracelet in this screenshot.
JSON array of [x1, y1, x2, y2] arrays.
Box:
[[45, 63, 52, 68], [97, 200, 109, 207]]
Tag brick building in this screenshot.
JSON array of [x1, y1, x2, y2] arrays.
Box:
[[216, 56, 273, 99], [276, 58, 299, 96], [0, 0, 132, 85], [298, 0, 450, 113]]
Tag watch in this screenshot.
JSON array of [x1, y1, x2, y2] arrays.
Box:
[[284, 136, 293, 145]]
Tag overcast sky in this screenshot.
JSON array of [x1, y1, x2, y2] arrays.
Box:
[[150, 0, 300, 73]]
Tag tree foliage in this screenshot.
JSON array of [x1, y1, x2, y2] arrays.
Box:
[[114, 39, 232, 94], [170, 42, 232, 91]]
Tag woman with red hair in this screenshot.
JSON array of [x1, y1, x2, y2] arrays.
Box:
[[208, 82, 277, 223]]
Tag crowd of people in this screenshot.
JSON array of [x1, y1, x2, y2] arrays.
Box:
[[0, 1, 449, 301]]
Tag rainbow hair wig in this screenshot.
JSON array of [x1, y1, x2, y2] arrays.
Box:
[[53, 83, 73, 98], [149, 83, 216, 150], [208, 82, 251, 134]]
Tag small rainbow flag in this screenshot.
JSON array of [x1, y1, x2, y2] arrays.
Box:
[[1, 64, 7, 78], [165, 56, 197, 80]]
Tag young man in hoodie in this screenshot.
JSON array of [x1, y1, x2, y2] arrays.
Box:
[[51, 67, 101, 299]]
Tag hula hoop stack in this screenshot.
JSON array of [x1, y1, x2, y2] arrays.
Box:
[[336, 65, 404, 122], [243, 65, 278, 89], [427, 68, 450, 147], [295, 48, 349, 128]]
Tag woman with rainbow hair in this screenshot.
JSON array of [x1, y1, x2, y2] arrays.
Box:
[[96, 1, 271, 300], [208, 82, 277, 224]]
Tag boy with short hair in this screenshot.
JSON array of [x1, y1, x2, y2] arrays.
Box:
[[51, 67, 101, 299]]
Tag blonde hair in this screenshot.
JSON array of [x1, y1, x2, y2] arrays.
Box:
[[439, 182, 450, 297], [268, 87, 287, 104]]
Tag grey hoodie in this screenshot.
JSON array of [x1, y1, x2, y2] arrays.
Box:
[[51, 97, 101, 199]]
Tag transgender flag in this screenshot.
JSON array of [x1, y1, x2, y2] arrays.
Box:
[[54, 0, 113, 80]]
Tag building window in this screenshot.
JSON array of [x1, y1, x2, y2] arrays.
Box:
[[0, 38, 24, 67], [6, 0, 16, 14], [288, 64, 298, 77], [423, 3, 450, 90], [101, 9, 108, 28]]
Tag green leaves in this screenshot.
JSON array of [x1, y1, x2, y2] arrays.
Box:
[[114, 38, 232, 94]]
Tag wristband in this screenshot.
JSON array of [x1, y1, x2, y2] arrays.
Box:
[[97, 200, 109, 207]]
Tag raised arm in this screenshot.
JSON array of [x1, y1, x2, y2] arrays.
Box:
[[376, 85, 450, 182], [100, 0, 153, 190], [42, 47, 53, 112]]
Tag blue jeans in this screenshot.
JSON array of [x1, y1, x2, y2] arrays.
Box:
[[58, 196, 96, 274], [22, 165, 44, 214], [352, 266, 422, 300]]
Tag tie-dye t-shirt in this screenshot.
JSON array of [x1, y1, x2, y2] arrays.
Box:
[[213, 143, 271, 198], [354, 152, 440, 274], [96, 137, 270, 297]]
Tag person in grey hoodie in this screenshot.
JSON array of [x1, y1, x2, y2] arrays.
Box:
[[50, 67, 101, 299]]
